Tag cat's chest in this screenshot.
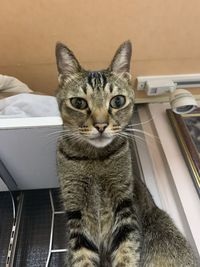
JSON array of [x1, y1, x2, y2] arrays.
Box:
[[95, 182, 114, 239], [66, 155, 131, 180]]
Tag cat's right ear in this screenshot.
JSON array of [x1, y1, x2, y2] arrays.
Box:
[[55, 42, 81, 76], [110, 41, 132, 75]]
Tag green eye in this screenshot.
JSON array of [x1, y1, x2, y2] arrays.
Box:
[[110, 95, 126, 109], [70, 97, 88, 110]]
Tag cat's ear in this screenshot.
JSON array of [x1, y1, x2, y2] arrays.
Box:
[[55, 42, 81, 76], [110, 41, 132, 75]]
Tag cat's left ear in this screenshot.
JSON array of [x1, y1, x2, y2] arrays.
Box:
[[55, 42, 81, 76], [110, 41, 132, 77]]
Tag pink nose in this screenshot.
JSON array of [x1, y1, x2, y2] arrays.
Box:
[[94, 123, 108, 133]]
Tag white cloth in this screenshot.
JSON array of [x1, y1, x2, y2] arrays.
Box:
[[0, 74, 32, 93], [0, 94, 60, 118], [0, 74, 60, 118]]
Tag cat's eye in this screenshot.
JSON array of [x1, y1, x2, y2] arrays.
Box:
[[110, 95, 126, 109], [70, 97, 88, 110]]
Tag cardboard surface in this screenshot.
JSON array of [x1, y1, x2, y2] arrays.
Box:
[[0, 0, 200, 95]]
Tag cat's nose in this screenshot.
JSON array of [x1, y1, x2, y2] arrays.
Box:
[[94, 123, 108, 133]]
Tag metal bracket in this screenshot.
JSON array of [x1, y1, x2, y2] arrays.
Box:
[[6, 192, 24, 267]]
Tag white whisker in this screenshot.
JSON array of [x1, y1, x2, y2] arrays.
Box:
[[127, 118, 153, 127], [47, 129, 71, 136], [125, 128, 160, 141], [113, 71, 126, 84], [119, 132, 146, 145]]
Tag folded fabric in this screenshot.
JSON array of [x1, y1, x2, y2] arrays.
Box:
[[0, 93, 60, 118], [0, 74, 32, 93]]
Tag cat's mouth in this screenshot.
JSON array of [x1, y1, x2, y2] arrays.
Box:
[[86, 134, 114, 148]]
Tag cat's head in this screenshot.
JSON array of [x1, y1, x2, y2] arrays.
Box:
[[55, 41, 134, 148]]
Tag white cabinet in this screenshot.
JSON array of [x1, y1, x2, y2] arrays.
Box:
[[0, 117, 62, 190]]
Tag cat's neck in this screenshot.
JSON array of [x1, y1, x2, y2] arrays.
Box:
[[58, 136, 128, 160]]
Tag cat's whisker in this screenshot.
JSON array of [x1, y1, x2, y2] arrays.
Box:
[[121, 131, 160, 150], [118, 132, 147, 146], [127, 117, 153, 127], [80, 134, 92, 137], [56, 130, 79, 136], [112, 131, 121, 135], [79, 126, 89, 129], [57, 132, 80, 141], [46, 132, 80, 146], [117, 132, 132, 140], [69, 135, 86, 148], [113, 71, 126, 84], [47, 125, 79, 136], [47, 129, 71, 136], [79, 130, 91, 134], [117, 134, 125, 143], [125, 128, 160, 142], [130, 134, 147, 145]]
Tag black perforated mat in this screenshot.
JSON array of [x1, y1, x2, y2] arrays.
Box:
[[0, 189, 67, 267]]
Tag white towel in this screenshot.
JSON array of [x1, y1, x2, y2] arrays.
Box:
[[0, 74, 32, 93], [0, 74, 60, 118], [0, 94, 60, 118]]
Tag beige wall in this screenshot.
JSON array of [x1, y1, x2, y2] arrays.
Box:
[[0, 0, 200, 95]]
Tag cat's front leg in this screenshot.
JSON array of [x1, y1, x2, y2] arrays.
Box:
[[110, 199, 141, 267], [57, 149, 100, 266], [66, 210, 100, 267]]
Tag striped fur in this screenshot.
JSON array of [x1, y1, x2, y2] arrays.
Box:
[[56, 41, 198, 266]]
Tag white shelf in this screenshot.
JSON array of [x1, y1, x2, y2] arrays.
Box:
[[0, 116, 63, 190], [0, 116, 63, 129]]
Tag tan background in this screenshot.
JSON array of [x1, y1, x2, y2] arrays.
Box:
[[0, 0, 200, 95]]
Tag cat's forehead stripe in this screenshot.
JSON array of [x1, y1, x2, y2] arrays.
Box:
[[109, 84, 113, 93], [81, 85, 87, 95], [104, 83, 119, 95], [87, 72, 107, 90]]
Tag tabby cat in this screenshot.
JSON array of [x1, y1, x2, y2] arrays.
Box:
[[55, 41, 198, 266]]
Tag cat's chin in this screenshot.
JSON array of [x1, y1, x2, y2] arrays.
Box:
[[87, 136, 113, 148]]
